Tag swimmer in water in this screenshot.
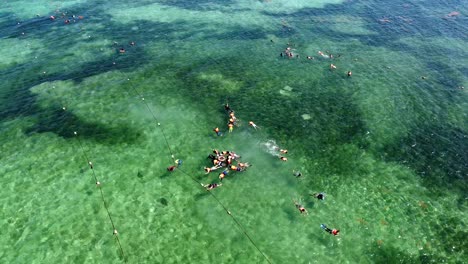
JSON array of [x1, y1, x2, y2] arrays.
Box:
[[203, 183, 222, 190], [318, 51, 329, 58], [213, 127, 222, 136], [225, 103, 232, 113], [312, 192, 326, 200], [347, 71, 352, 77], [204, 165, 221, 174], [238, 162, 250, 169], [249, 121, 259, 130], [321, 224, 339, 236], [167, 165, 176, 172], [229, 112, 237, 121], [279, 156, 288, 161], [294, 200, 308, 215], [219, 170, 228, 181], [228, 123, 234, 133], [293, 170, 302, 178], [330, 64, 337, 70], [280, 149, 288, 154]]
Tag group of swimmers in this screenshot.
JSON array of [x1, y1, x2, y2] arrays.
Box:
[[214, 103, 260, 136], [280, 44, 352, 77], [293, 192, 340, 236], [213, 103, 237, 135], [211, 102, 340, 236], [204, 149, 250, 184]]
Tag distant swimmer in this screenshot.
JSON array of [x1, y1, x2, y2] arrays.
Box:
[[225, 103, 232, 112], [203, 183, 222, 190], [249, 121, 259, 130], [330, 64, 337, 70], [321, 224, 339, 236], [312, 192, 326, 200], [238, 162, 250, 169], [294, 200, 308, 215], [279, 156, 288, 161], [167, 165, 176, 172], [229, 112, 237, 121], [213, 127, 222, 136], [228, 123, 234, 133], [204, 165, 221, 174], [280, 149, 288, 154], [293, 170, 302, 178], [347, 71, 352, 77], [318, 51, 329, 58], [219, 170, 228, 181], [230, 165, 241, 171]]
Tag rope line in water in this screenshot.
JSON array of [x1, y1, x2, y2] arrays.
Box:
[[124, 78, 176, 162], [43, 77, 128, 261], [73, 130, 126, 262], [24, 2, 128, 260], [124, 77, 272, 264]]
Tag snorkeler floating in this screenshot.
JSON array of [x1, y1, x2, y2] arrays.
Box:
[[249, 121, 259, 130], [213, 127, 222, 136], [321, 224, 339, 236], [293, 170, 302, 178], [294, 200, 308, 215], [202, 183, 222, 191], [312, 192, 326, 200]]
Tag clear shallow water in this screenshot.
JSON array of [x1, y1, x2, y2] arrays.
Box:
[[0, 0, 467, 263]]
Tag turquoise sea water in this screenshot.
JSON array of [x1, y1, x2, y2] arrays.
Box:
[[0, 0, 467, 263]]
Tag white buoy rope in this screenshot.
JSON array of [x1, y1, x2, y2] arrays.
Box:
[[72, 128, 126, 262]]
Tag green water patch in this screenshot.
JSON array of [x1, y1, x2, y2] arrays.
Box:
[[382, 123, 467, 192], [0, 38, 43, 70], [0, 120, 118, 263], [1, 0, 467, 263]]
